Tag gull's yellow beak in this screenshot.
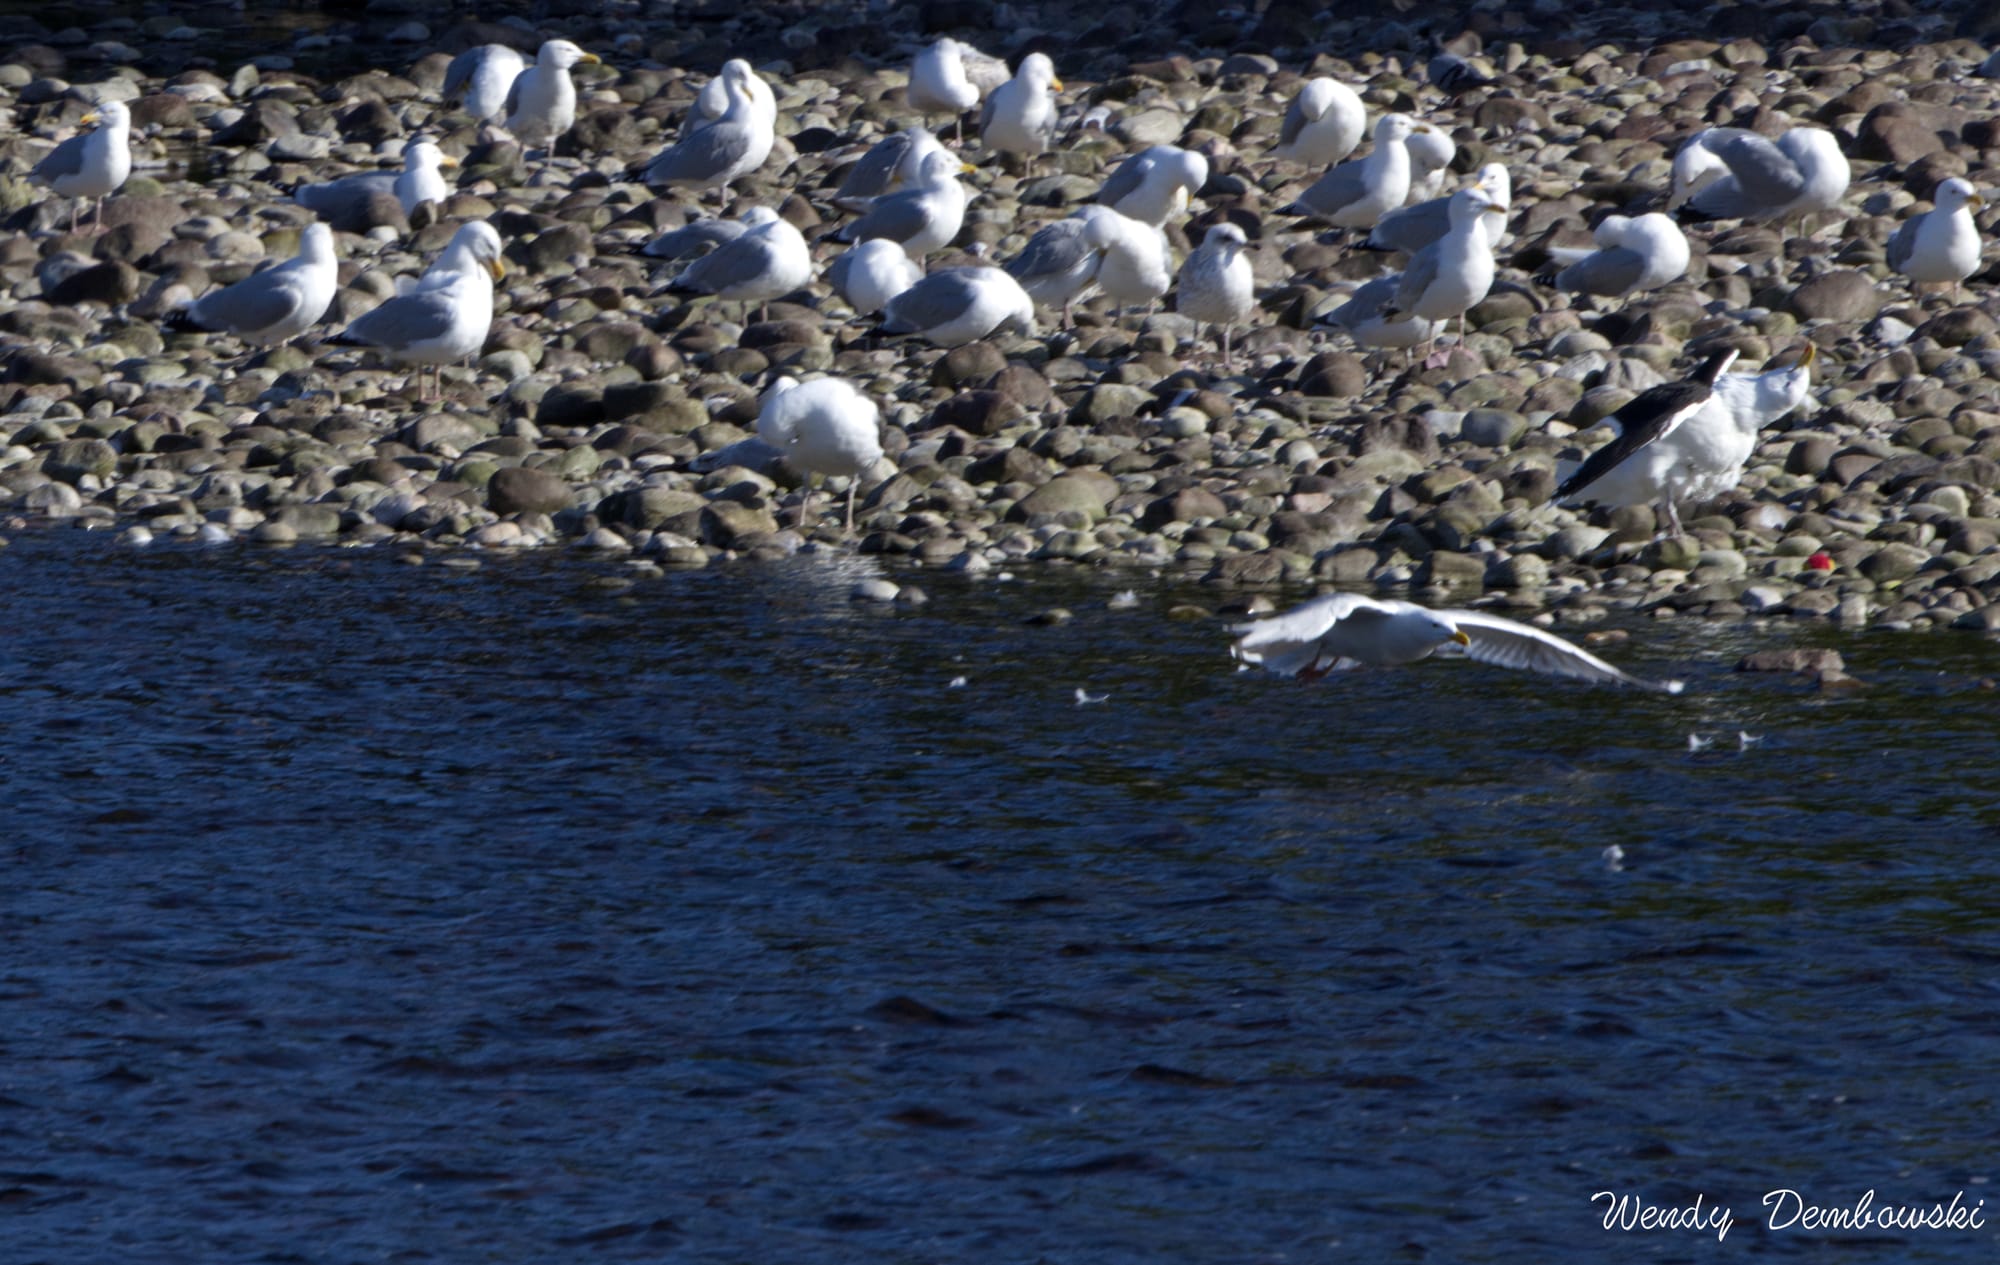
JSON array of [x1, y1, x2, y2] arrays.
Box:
[[487, 258, 506, 281], [80, 112, 100, 125], [1799, 341, 1816, 367], [1451, 630, 1472, 647], [959, 161, 977, 174], [440, 154, 461, 169], [1051, 77, 1065, 92], [580, 52, 601, 64], [1970, 192, 1985, 209]]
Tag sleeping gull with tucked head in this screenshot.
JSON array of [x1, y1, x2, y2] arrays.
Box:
[[1270, 78, 1366, 167], [756, 375, 885, 532]]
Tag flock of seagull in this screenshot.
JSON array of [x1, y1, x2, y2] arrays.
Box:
[[21, 32, 1983, 693]]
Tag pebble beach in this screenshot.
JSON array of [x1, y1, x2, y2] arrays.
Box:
[[4, 0, 2000, 642]]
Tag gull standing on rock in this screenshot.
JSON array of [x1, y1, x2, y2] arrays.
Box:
[[1382, 186, 1497, 366], [980, 52, 1063, 161], [684, 58, 777, 145], [833, 125, 948, 212], [1555, 347, 1741, 536], [1888, 177, 1984, 298], [503, 39, 601, 153], [292, 138, 457, 228], [879, 266, 1036, 346], [1270, 77, 1366, 167], [826, 238, 923, 316], [1231, 593, 1682, 692], [668, 206, 811, 323], [333, 221, 505, 402], [1365, 162, 1509, 254], [1082, 204, 1173, 318], [1556, 344, 1814, 533], [1669, 126, 1850, 234], [32, 100, 131, 234], [756, 375, 885, 532], [836, 148, 974, 262], [641, 63, 773, 201], [1005, 210, 1119, 326], [907, 37, 982, 142], [1282, 113, 1428, 230], [1176, 223, 1256, 371], [1536, 211, 1690, 299], [165, 222, 338, 349], [1094, 144, 1209, 227], [443, 44, 529, 123]]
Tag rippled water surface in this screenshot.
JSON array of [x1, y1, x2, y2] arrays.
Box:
[[4, 530, 1998, 1262]]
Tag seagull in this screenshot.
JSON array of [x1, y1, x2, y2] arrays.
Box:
[[833, 126, 948, 212], [836, 148, 974, 261], [1365, 162, 1510, 254], [1176, 223, 1257, 370], [668, 206, 811, 323], [879, 266, 1036, 346], [1426, 47, 1494, 95], [32, 100, 131, 234], [1556, 344, 1815, 532], [1535, 211, 1690, 299], [164, 222, 337, 348], [332, 221, 505, 402], [1231, 593, 1684, 692], [443, 44, 527, 122], [1094, 144, 1209, 227], [827, 238, 923, 316], [641, 63, 771, 200], [907, 37, 982, 142], [980, 52, 1063, 160], [292, 138, 457, 228], [1887, 176, 1984, 298], [1079, 205, 1173, 318], [1669, 126, 1850, 234], [635, 211, 751, 262], [1555, 347, 1742, 536], [1314, 275, 1443, 361], [1381, 186, 1497, 365], [1270, 77, 1366, 167], [1403, 123, 1457, 206], [756, 375, 884, 532], [1004, 210, 1118, 326], [503, 39, 601, 152], [683, 58, 777, 148], [1282, 113, 1429, 229]]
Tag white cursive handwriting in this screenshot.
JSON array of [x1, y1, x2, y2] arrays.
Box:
[[1593, 1190, 1735, 1242], [1764, 1188, 1987, 1233]]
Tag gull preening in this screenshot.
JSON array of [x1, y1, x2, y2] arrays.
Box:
[[1669, 126, 1851, 231], [332, 221, 505, 401], [1402, 123, 1457, 205], [1537, 211, 1690, 299], [164, 222, 338, 348], [443, 44, 529, 123], [1081, 205, 1172, 317], [756, 375, 885, 532], [908, 37, 1004, 141], [1232, 593, 1684, 692], [32, 100, 131, 234], [1888, 177, 1984, 297], [1270, 78, 1366, 167], [1095, 144, 1209, 227], [827, 239, 923, 316]]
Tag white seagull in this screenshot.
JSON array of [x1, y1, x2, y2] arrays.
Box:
[[503, 39, 601, 152], [1382, 186, 1497, 365], [165, 222, 337, 347], [833, 126, 948, 212], [1232, 593, 1684, 692], [1270, 77, 1366, 167], [1094, 144, 1209, 227], [1079, 205, 1172, 317], [756, 375, 885, 532], [1669, 126, 1850, 232], [907, 37, 983, 142], [1282, 113, 1429, 229], [1887, 176, 1984, 297], [1004, 210, 1119, 325], [668, 206, 811, 323], [879, 266, 1036, 346], [32, 100, 132, 234], [333, 221, 505, 401], [980, 52, 1063, 159], [1537, 211, 1690, 299], [443, 44, 529, 123], [642, 63, 772, 199], [292, 138, 457, 227], [827, 239, 924, 316], [1365, 162, 1510, 254], [836, 148, 974, 261], [1176, 222, 1257, 370]]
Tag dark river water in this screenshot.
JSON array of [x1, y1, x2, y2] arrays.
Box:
[[4, 528, 1998, 1262]]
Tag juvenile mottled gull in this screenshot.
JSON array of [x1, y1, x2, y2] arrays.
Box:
[[1004, 210, 1118, 325], [165, 222, 337, 347], [293, 139, 456, 228], [833, 126, 947, 212], [1094, 144, 1208, 227], [1233, 593, 1682, 692], [980, 52, 1063, 158], [1176, 223, 1256, 370], [1558, 346, 1812, 534], [669, 206, 811, 322], [827, 238, 923, 316], [1537, 211, 1689, 298], [879, 266, 1036, 346], [642, 64, 771, 198], [1366, 162, 1509, 254], [333, 221, 504, 401], [1282, 113, 1427, 229], [443, 44, 528, 122], [1669, 126, 1850, 230], [1556, 348, 1740, 536], [1383, 187, 1497, 365], [836, 148, 973, 260], [32, 100, 131, 234], [503, 39, 601, 151], [756, 375, 885, 532], [1270, 77, 1366, 167], [1888, 176, 1984, 296]]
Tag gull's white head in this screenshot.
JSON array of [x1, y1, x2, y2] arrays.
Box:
[[538, 39, 599, 70], [1376, 113, 1417, 143], [1937, 176, 1983, 212], [82, 100, 131, 131], [1203, 222, 1249, 253], [1019, 52, 1062, 92], [446, 220, 506, 280], [1474, 162, 1511, 207]]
